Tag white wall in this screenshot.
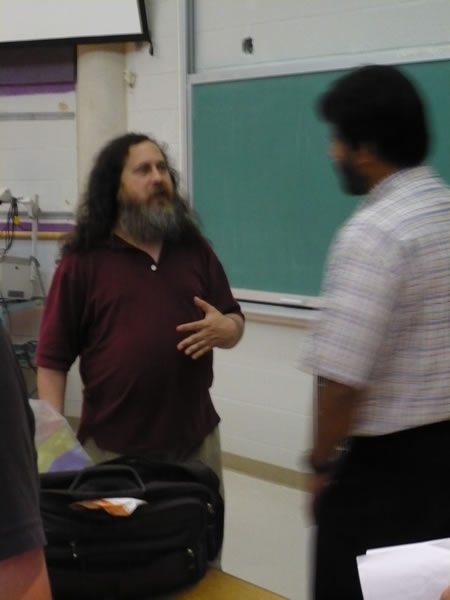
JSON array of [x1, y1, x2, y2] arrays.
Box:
[[0, 91, 78, 213], [8, 0, 450, 471], [213, 322, 313, 469], [126, 0, 182, 170], [0, 88, 76, 346], [194, 0, 450, 71]]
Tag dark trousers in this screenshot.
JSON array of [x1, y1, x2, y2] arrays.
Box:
[[313, 420, 450, 600]]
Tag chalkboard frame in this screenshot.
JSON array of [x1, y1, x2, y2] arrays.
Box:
[[187, 48, 450, 309]]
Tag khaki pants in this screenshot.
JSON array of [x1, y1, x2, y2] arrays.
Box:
[[83, 426, 224, 568]]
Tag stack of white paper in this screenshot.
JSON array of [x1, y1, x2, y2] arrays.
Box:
[[357, 539, 450, 600]]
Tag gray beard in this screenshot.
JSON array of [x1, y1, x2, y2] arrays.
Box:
[[118, 195, 193, 243]]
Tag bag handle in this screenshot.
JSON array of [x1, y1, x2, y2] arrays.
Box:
[[68, 464, 146, 493]]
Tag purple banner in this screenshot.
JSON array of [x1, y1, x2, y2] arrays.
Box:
[[0, 82, 75, 96]]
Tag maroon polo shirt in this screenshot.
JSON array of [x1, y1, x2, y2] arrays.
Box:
[[36, 235, 242, 457]]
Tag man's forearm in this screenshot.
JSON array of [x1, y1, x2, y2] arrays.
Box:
[[311, 377, 359, 468], [220, 313, 244, 348], [37, 367, 67, 414], [0, 548, 52, 600], [441, 586, 450, 600]]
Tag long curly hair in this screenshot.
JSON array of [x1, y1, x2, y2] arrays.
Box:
[[63, 133, 193, 253]]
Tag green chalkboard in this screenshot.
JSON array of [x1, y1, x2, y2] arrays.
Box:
[[192, 60, 450, 301]]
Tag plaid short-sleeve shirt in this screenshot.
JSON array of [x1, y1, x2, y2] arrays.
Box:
[[305, 167, 450, 435]]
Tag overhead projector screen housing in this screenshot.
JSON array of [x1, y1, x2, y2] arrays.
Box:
[[0, 0, 150, 46]]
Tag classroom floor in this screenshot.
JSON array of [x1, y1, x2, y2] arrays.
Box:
[[221, 469, 314, 600]]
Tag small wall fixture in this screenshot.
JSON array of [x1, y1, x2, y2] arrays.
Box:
[[242, 37, 254, 54]]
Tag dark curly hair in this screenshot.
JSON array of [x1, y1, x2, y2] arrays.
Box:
[[317, 65, 429, 168], [63, 133, 197, 253]]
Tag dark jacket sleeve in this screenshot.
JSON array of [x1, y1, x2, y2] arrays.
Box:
[[0, 325, 46, 560]]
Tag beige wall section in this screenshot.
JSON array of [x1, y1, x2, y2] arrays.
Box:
[[64, 44, 128, 418], [76, 44, 127, 192]]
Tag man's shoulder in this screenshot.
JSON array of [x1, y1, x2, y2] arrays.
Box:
[[362, 167, 449, 221], [337, 207, 390, 244], [359, 169, 449, 238], [58, 244, 113, 265], [173, 234, 215, 258], [335, 167, 450, 259], [333, 203, 402, 264]]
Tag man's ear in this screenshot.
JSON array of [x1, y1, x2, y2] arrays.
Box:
[[354, 143, 397, 187], [353, 143, 378, 167]]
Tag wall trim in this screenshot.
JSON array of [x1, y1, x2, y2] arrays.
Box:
[[223, 451, 311, 492], [188, 44, 450, 85], [64, 415, 311, 492], [0, 111, 75, 120]]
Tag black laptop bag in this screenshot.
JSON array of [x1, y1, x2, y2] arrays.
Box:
[[39, 456, 224, 599]]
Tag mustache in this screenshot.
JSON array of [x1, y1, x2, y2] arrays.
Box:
[[148, 185, 171, 202], [152, 184, 168, 194]]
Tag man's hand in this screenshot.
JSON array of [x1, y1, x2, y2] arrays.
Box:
[[37, 367, 67, 413], [308, 473, 330, 521], [312, 378, 359, 469], [176, 296, 243, 359]]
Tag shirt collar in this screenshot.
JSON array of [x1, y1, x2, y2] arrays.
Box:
[[100, 234, 136, 250], [359, 166, 434, 211], [102, 234, 174, 263]]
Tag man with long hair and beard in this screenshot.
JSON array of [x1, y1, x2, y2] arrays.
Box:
[[36, 133, 244, 510]]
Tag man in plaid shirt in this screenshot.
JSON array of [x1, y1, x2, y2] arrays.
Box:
[[305, 65, 450, 600]]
